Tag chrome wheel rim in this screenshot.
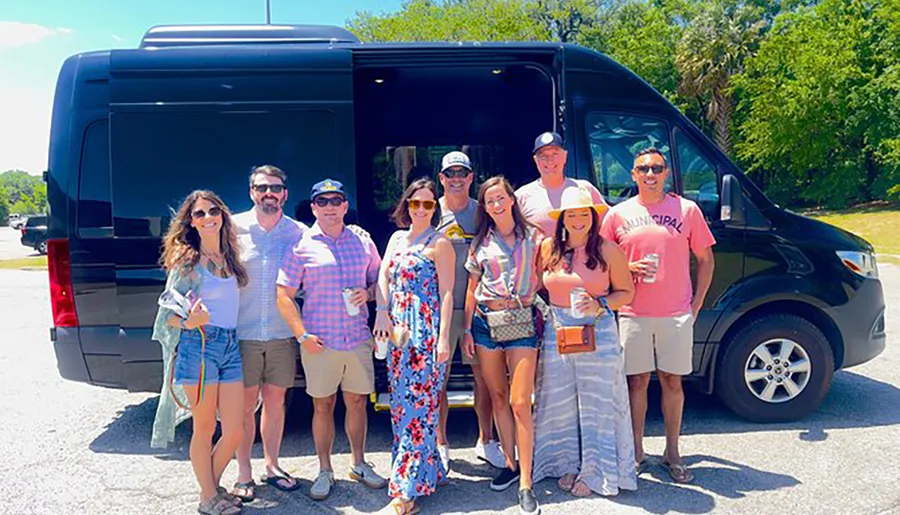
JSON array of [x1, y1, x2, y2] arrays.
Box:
[[744, 338, 811, 404]]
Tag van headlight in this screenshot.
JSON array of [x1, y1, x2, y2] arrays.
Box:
[[836, 250, 879, 279]]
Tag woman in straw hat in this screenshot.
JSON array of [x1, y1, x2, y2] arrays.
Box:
[[532, 186, 638, 498]]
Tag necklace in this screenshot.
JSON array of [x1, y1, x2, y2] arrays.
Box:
[[201, 249, 228, 277]]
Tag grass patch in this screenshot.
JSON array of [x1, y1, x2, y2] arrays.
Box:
[[805, 203, 900, 265], [0, 256, 47, 269]]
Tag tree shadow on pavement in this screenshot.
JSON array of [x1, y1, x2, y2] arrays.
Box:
[[643, 370, 900, 442]]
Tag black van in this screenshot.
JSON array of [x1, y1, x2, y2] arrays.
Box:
[[46, 24, 885, 423]]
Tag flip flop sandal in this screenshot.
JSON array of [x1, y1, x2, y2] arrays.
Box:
[[558, 474, 577, 492], [198, 493, 241, 515], [261, 467, 301, 492], [216, 486, 242, 507], [571, 480, 592, 497], [662, 461, 694, 484], [230, 481, 256, 503], [389, 499, 421, 515], [636, 459, 649, 476]]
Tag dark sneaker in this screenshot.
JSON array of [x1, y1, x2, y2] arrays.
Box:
[[490, 466, 520, 492], [518, 488, 541, 515]]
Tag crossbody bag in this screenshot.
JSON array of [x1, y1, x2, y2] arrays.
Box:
[[480, 232, 536, 342]]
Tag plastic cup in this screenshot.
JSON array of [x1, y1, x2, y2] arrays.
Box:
[[342, 288, 360, 316], [374, 336, 388, 360]]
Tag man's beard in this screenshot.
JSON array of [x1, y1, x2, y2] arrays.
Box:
[[257, 197, 281, 215]]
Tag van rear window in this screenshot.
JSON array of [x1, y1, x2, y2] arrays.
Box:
[[78, 121, 112, 229]]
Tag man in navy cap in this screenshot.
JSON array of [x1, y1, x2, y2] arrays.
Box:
[[515, 131, 608, 235], [277, 178, 387, 500]]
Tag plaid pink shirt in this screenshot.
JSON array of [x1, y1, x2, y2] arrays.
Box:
[[276, 223, 382, 351]]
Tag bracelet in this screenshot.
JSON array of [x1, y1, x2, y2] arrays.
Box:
[[463, 328, 472, 335], [297, 332, 310, 342], [597, 296, 612, 315], [179, 317, 187, 329]]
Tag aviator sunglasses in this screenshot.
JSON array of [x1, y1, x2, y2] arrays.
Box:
[[408, 199, 437, 210], [441, 168, 471, 179], [191, 206, 222, 219]]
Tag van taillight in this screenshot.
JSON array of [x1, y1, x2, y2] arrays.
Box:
[[48, 238, 78, 327]]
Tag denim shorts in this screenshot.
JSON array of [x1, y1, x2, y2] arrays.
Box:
[[174, 325, 243, 385], [472, 305, 540, 351]]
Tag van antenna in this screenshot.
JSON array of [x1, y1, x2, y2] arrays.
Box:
[[265, 0, 272, 24]]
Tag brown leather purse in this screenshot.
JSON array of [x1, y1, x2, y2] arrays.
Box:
[[557, 324, 596, 355]]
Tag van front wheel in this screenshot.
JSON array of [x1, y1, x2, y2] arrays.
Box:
[[715, 314, 834, 423]]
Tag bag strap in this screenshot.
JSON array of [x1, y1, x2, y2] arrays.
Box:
[[168, 326, 206, 410]]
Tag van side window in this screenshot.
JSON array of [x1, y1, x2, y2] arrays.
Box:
[[674, 128, 719, 220], [585, 113, 673, 205], [78, 120, 112, 229]]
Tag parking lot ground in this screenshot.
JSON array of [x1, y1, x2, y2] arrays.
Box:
[[0, 265, 897, 515]]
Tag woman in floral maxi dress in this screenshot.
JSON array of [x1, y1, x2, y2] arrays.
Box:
[[374, 178, 455, 515]]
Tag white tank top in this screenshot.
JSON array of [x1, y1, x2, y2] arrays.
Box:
[[197, 266, 239, 329]]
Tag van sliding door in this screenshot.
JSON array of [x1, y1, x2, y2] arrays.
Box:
[[107, 47, 355, 392]]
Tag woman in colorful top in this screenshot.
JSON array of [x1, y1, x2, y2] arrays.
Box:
[[374, 178, 454, 515], [153, 190, 249, 515], [461, 176, 543, 515], [532, 186, 637, 498]]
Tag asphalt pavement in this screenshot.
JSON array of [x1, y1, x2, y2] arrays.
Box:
[[0, 264, 898, 515], [0, 226, 38, 260]]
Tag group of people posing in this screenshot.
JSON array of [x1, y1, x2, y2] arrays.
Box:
[[151, 131, 716, 515]]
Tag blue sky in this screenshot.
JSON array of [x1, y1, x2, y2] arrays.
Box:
[[0, 0, 403, 175]]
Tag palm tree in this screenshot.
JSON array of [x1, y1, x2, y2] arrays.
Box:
[[676, 1, 767, 154]]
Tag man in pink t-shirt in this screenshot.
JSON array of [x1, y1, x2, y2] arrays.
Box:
[[515, 131, 608, 235], [600, 148, 716, 484]]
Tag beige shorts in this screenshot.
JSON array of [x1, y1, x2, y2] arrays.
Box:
[[239, 338, 298, 388], [300, 339, 375, 398], [620, 314, 694, 376], [448, 309, 478, 367]]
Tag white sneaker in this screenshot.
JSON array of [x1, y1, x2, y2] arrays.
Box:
[[349, 461, 388, 489], [476, 439, 507, 469], [309, 470, 334, 501], [438, 445, 450, 472]]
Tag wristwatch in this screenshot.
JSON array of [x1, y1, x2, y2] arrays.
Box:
[[297, 332, 311, 342], [463, 328, 472, 335]]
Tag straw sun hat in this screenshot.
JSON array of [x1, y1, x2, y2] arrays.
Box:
[[548, 186, 609, 220]]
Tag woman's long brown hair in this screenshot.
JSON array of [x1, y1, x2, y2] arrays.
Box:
[[472, 176, 532, 249], [159, 190, 249, 287], [544, 209, 607, 272]]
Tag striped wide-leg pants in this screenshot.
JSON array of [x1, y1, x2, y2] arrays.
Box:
[[532, 306, 638, 496]]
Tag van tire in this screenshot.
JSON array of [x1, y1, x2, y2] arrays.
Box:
[[715, 314, 834, 423]]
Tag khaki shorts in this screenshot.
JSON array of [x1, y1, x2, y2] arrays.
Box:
[[239, 338, 297, 388], [448, 309, 478, 367], [300, 339, 375, 398], [620, 314, 694, 376]]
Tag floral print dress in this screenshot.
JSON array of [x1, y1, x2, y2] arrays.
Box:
[[386, 231, 448, 499]]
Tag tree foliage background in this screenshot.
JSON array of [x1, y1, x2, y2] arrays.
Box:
[[347, 0, 900, 208], [0, 171, 47, 222]]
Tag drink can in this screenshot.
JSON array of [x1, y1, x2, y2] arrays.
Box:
[[643, 253, 660, 284], [342, 287, 360, 316], [570, 287, 588, 318]]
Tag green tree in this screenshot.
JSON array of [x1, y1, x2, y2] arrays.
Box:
[[676, 0, 769, 155], [348, 0, 547, 42], [733, 0, 900, 207], [0, 186, 9, 223], [0, 170, 46, 215]]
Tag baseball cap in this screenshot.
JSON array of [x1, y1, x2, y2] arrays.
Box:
[[440, 151, 472, 173], [533, 131, 565, 154], [310, 178, 346, 200]]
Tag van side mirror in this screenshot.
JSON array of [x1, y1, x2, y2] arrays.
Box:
[[721, 174, 745, 224]]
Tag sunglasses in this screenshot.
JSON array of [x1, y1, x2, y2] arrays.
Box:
[[191, 206, 222, 219], [314, 196, 346, 207], [408, 199, 437, 210], [253, 184, 285, 193], [441, 168, 471, 179], [634, 164, 667, 175]]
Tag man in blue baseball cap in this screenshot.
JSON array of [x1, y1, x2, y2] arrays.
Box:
[[516, 131, 608, 235]]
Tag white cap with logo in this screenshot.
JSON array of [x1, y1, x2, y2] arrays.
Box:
[[441, 151, 472, 172]]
